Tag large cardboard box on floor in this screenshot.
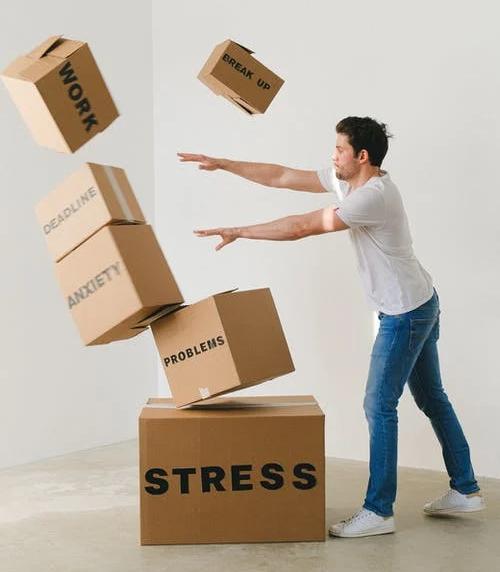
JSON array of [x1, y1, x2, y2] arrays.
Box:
[[36, 163, 146, 262], [55, 224, 183, 345], [139, 395, 325, 544], [151, 288, 295, 407], [1, 35, 119, 153], [198, 39, 284, 114]]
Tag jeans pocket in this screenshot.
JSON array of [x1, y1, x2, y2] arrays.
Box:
[[429, 319, 440, 342], [409, 318, 436, 351]]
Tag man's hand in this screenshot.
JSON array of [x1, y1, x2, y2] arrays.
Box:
[[177, 153, 222, 171], [194, 228, 239, 251]]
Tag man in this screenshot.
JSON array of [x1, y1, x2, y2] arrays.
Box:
[[178, 116, 484, 538]]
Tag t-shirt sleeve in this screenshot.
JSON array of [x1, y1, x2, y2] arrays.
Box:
[[316, 168, 343, 202], [335, 187, 386, 228]]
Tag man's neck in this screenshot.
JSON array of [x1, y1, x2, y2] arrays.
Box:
[[348, 166, 383, 190]]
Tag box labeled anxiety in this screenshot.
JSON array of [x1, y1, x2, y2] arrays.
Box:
[[1, 35, 119, 153], [55, 224, 183, 345], [198, 39, 284, 114]]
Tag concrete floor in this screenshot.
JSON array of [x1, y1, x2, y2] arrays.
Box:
[[0, 440, 497, 572]]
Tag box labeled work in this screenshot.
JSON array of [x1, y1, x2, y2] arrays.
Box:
[[139, 395, 325, 545], [36, 163, 146, 262], [55, 224, 183, 345], [151, 288, 295, 407], [1, 35, 119, 153], [198, 40, 284, 114]]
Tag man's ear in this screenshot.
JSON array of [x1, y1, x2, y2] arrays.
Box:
[[358, 149, 370, 164]]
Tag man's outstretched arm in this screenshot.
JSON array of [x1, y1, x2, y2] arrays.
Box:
[[178, 153, 327, 193], [194, 207, 349, 251]]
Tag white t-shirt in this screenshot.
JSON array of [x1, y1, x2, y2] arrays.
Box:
[[317, 168, 434, 314]]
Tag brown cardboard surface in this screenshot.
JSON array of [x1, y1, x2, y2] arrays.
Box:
[[1, 36, 119, 153], [198, 40, 284, 114], [151, 288, 295, 407], [36, 163, 146, 262], [139, 395, 325, 545], [54, 225, 183, 345]]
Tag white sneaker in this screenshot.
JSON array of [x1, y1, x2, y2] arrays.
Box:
[[423, 489, 485, 515], [329, 508, 395, 538]]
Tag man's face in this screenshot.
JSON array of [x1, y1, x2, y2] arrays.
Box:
[[332, 133, 360, 181]]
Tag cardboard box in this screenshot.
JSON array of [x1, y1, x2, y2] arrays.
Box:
[[139, 395, 325, 545], [151, 288, 295, 407], [1, 35, 119, 153], [198, 40, 284, 114], [54, 224, 183, 345], [36, 163, 146, 262]]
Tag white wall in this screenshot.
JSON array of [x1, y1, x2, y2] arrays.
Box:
[[0, 2, 156, 468], [153, 0, 500, 478]]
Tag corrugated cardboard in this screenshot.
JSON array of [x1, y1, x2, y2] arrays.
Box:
[[139, 395, 325, 545], [151, 288, 295, 407], [54, 224, 183, 345], [198, 40, 284, 114], [36, 163, 146, 262], [1, 35, 119, 153]]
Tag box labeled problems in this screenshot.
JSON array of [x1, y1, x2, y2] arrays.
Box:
[[151, 288, 295, 407]]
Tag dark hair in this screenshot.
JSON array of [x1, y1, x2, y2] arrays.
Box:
[[336, 116, 393, 167]]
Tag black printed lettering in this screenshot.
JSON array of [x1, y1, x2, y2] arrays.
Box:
[[231, 464, 253, 491], [172, 467, 196, 494], [201, 466, 226, 493], [144, 468, 169, 495], [260, 463, 284, 490], [292, 463, 317, 490]]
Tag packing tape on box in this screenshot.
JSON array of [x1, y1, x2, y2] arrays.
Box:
[[143, 400, 317, 410], [103, 165, 134, 221]]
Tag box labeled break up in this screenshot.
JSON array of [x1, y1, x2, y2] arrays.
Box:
[[198, 40, 284, 114], [1, 35, 119, 153], [139, 395, 325, 544], [36, 163, 145, 262]]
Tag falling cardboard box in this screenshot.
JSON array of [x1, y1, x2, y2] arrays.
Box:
[[1, 35, 119, 153], [55, 224, 183, 345], [36, 163, 146, 262], [139, 395, 325, 545], [151, 288, 295, 407], [198, 39, 284, 114]]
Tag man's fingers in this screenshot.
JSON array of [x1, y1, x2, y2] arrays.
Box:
[[177, 153, 205, 162], [194, 229, 218, 236], [193, 229, 236, 251]]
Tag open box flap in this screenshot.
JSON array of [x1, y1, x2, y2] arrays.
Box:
[[135, 302, 185, 328], [230, 40, 254, 55], [27, 35, 82, 60], [141, 289, 239, 328], [212, 287, 239, 298], [28, 36, 64, 60]]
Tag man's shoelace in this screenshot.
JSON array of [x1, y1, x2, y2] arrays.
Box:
[[436, 490, 456, 503], [340, 509, 369, 525]]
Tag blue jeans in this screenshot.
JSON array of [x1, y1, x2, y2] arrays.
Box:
[[363, 290, 479, 517]]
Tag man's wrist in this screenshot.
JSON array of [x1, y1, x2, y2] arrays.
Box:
[[234, 226, 246, 239], [218, 158, 230, 171]]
